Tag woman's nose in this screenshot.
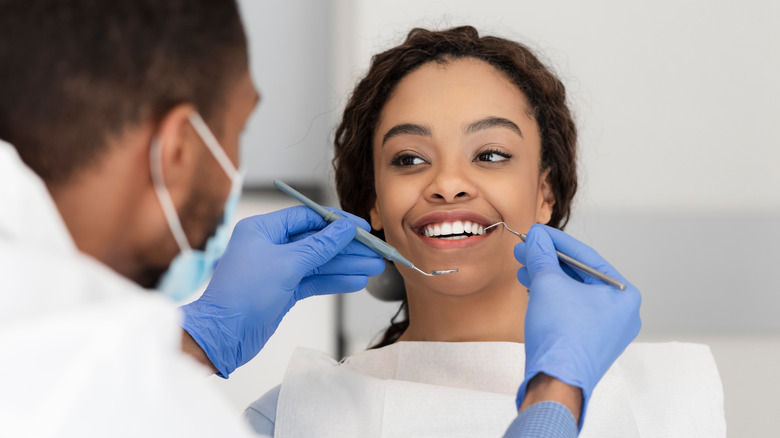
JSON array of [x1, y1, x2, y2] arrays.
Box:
[[424, 162, 477, 203]]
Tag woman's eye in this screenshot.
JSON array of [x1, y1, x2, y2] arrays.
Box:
[[476, 149, 512, 162], [390, 153, 427, 167]]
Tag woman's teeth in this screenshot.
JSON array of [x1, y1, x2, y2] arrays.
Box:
[[423, 220, 486, 239]]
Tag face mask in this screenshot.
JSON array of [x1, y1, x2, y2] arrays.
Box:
[[151, 112, 243, 302]]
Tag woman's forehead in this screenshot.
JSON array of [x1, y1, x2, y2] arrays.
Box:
[[375, 58, 539, 141]]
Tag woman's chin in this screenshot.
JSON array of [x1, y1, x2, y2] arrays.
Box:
[[399, 264, 516, 298]]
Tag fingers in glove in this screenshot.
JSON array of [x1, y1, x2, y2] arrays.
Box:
[[516, 266, 531, 288], [290, 232, 382, 259], [522, 227, 566, 280], [322, 207, 372, 232], [246, 206, 337, 243], [288, 218, 358, 269], [516, 240, 582, 285], [529, 224, 623, 280], [309, 254, 386, 277], [297, 274, 369, 299], [526, 225, 628, 286]]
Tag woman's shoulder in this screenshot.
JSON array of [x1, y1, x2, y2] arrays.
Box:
[[243, 384, 281, 436]]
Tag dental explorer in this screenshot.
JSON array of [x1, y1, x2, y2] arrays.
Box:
[[274, 180, 458, 277], [484, 222, 627, 291]]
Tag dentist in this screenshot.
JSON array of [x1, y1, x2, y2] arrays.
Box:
[[0, 1, 639, 437]]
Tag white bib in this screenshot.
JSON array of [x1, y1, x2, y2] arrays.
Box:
[[275, 341, 725, 437]]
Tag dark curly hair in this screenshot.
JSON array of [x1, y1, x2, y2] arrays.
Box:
[[333, 26, 578, 348]]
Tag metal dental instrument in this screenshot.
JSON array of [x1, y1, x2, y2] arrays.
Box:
[[485, 222, 626, 291], [274, 180, 458, 277]]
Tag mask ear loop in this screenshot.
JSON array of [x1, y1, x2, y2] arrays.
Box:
[[150, 137, 192, 253], [188, 112, 239, 180], [188, 111, 245, 229]]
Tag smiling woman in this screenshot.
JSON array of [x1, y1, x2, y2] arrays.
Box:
[[243, 26, 725, 438], [335, 27, 577, 347], [368, 56, 558, 343]]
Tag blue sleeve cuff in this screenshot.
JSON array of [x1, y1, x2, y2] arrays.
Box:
[[516, 371, 589, 431], [504, 401, 578, 438]]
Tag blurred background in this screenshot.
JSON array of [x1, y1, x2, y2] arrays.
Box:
[[207, 1, 780, 435]]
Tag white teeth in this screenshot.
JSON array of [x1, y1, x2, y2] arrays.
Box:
[[452, 221, 464, 234], [422, 220, 487, 238]]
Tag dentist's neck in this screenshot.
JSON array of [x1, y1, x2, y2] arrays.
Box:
[[47, 128, 180, 288]]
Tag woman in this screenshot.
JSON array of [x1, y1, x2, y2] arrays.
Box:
[[339, 26, 575, 349], [245, 26, 725, 437]]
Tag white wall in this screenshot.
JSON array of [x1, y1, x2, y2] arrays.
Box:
[[237, 0, 335, 187]]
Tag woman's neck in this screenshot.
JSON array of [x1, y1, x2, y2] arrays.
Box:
[[398, 278, 528, 344]]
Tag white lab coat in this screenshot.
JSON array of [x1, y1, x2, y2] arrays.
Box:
[[0, 140, 259, 437]]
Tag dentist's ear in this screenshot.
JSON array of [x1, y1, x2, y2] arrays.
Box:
[[151, 104, 200, 204], [536, 168, 555, 225]]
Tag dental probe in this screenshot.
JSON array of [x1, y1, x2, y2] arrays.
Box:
[[274, 180, 458, 277], [485, 222, 626, 291]]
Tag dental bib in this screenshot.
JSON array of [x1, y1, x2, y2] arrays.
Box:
[[275, 342, 725, 437]]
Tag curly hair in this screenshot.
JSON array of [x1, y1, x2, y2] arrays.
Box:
[[333, 26, 578, 348]]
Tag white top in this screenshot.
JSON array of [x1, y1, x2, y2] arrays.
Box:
[[262, 341, 725, 437], [0, 140, 257, 437]]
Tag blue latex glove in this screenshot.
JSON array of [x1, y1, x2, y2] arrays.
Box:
[[180, 206, 385, 378], [514, 224, 641, 429]]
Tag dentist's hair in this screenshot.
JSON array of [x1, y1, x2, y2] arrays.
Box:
[[332, 26, 578, 348], [0, 0, 247, 185]]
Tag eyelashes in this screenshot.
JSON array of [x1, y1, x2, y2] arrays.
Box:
[[475, 147, 512, 163], [390, 153, 427, 167], [389, 147, 513, 169]]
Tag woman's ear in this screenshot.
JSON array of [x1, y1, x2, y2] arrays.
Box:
[[536, 168, 555, 224], [369, 198, 384, 231]]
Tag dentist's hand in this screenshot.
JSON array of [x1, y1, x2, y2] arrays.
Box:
[[180, 206, 385, 378], [513, 224, 641, 428]]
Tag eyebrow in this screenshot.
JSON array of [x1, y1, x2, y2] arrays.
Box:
[[465, 116, 523, 138], [381, 123, 432, 145]]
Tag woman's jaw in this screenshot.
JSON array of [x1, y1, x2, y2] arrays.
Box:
[[395, 212, 530, 343]]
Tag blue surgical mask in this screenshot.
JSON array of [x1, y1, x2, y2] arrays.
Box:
[[151, 112, 243, 302]]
